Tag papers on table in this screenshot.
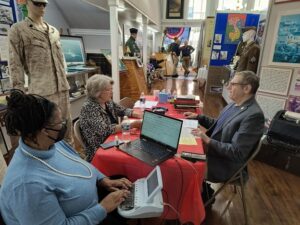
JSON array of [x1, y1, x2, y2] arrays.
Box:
[[134, 100, 158, 109], [179, 119, 198, 145]]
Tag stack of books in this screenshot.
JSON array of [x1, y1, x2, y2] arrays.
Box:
[[174, 95, 200, 111]]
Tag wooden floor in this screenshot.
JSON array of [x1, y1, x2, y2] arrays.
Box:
[[136, 75, 300, 225]]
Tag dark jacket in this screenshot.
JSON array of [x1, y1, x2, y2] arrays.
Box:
[[197, 97, 264, 182]]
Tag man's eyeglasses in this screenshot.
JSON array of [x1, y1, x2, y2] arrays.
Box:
[[30, 0, 47, 7], [225, 81, 249, 87]]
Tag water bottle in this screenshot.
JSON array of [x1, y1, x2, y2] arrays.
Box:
[[121, 116, 131, 143], [140, 92, 146, 111]]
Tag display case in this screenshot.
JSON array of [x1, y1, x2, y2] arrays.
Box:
[[66, 67, 100, 120]]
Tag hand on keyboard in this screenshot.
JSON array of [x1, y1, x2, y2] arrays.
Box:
[[100, 189, 130, 213], [99, 177, 132, 191], [119, 185, 135, 211]]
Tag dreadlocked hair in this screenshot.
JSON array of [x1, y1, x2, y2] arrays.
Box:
[[4, 89, 57, 142]]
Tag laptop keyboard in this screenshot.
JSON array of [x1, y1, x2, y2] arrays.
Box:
[[119, 184, 135, 210], [132, 140, 169, 158]]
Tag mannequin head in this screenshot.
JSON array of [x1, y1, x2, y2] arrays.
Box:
[[27, 0, 48, 19], [242, 28, 256, 43], [129, 28, 138, 39]]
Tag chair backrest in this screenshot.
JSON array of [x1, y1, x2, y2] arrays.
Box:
[[119, 97, 135, 109], [73, 120, 85, 148]]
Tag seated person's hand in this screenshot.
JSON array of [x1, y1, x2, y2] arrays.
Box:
[[99, 177, 132, 192], [100, 189, 130, 213], [183, 111, 198, 119], [130, 120, 142, 129], [132, 111, 143, 119], [191, 128, 210, 144]]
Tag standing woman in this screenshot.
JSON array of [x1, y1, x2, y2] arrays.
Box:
[[8, 0, 73, 146], [0, 90, 131, 225]]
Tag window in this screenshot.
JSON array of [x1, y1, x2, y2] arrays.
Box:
[[217, 0, 270, 11], [218, 0, 245, 10], [187, 0, 206, 19], [254, 0, 270, 11]]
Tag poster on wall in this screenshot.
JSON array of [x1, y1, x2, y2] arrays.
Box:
[[256, 93, 287, 119], [166, 0, 184, 19], [0, 5, 14, 24], [224, 14, 246, 45], [0, 35, 9, 61], [201, 17, 215, 67], [286, 95, 300, 112], [270, 10, 300, 66], [256, 19, 266, 46], [0, 24, 10, 35], [289, 68, 300, 96], [0, 0, 10, 6], [258, 67, 292, 96], [210, 12, 260, 66]]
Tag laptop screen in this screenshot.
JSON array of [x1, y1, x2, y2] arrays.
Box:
[[141, 111, 183, 150], [60, 35, 86, 66]]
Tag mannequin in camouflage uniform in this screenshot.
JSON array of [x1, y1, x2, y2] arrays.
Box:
[[8, 0, 74, 146], [125, 28, 140, 57]]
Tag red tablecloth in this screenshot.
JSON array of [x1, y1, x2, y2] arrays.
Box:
[[92, 97, 206, 224]]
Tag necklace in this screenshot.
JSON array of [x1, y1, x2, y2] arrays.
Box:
[[21, 147, 93, 179]]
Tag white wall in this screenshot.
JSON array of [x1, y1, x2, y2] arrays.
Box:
[[82, 35, 111, 53], [44, 0, 70, 33], [125, 0, 161, 26]]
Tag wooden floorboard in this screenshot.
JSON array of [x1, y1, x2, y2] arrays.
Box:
[[141, 76, 300, 225]]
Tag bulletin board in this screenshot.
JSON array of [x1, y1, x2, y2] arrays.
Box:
[[0, 0, 18, 81], [210, 12, 260, 66]]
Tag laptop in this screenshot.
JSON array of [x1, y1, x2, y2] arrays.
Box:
[[118, 111, 183, 166]]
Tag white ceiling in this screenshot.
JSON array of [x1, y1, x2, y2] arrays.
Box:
[[52, 0, 158, 30], [53, 0, 110, 29]]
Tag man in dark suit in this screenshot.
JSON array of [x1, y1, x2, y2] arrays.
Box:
[[185, 70, 264, 183]]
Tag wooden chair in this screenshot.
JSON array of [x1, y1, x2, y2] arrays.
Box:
[[73, 120, 85, 149], [118, 97, 135, 109], [204, 134, 267, 225]]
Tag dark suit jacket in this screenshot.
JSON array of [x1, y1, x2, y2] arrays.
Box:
[[197, 97, 264, 183]]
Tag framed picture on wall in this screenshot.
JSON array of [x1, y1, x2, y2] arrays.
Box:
[[270, 9, 300, 67], [166, 0, 184, 19]]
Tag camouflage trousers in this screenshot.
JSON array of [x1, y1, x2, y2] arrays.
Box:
[[46, 91, 74, 147]]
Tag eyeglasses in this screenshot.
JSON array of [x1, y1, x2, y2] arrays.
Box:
[[225, 81, 249, 87], [30, 0, 47, 7]]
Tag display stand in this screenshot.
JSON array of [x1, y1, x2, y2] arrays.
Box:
[[121, 58, 148, 100]]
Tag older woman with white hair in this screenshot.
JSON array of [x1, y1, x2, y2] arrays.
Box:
[[79, 74, 142, 162]]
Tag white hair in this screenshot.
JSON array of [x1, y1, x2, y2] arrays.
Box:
[[86, 74, 114, 98]]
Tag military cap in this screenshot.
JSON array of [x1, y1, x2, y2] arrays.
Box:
[[241, 26, 257, 32], [129, 28, 138, 34]]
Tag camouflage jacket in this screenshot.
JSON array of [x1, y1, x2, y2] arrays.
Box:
[[8, 18, 69, 96], [125, 36, 140, 56]]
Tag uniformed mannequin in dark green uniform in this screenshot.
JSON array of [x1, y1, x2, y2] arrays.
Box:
[[233, 26, 260, 73], [125, 28, 140, 57]]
